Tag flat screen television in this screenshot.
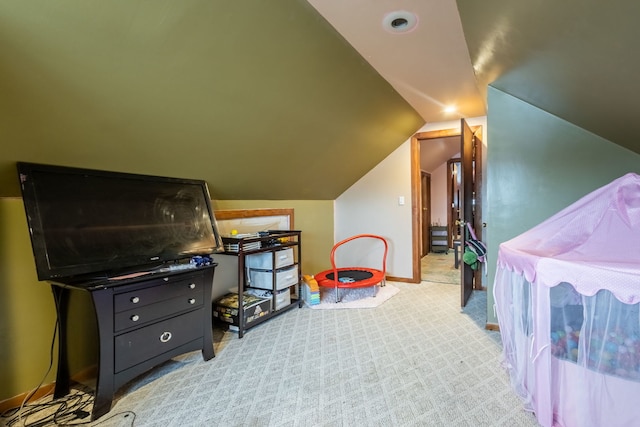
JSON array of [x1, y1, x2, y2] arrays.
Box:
[[17, 162, 224, 282]]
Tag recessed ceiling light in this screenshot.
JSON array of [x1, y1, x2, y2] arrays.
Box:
[[382, 10, 418, 34], [444, 105, 457, 114]]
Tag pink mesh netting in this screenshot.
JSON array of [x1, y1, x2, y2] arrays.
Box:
[[495, 173, 640, 427], [498, 172, 640, 304]]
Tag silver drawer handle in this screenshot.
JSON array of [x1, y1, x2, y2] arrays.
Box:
[[189, 283, 196, 289], [188, 298, 196, 304], [131, 296, 140, 304], [131, 314, 140, 322], [160, 332, 172, 343]]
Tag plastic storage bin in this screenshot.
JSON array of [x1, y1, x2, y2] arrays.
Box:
[[248, 265, 299, 290], [245, 248, 294, 270], [246, 288, 291, 311]]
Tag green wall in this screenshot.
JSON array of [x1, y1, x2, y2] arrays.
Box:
[[0, 197, 333, 402], [213, 200, 334, 276], [0, 0, 423, 200], [485, 86, 640, 324], [0, 198, 58, 399]]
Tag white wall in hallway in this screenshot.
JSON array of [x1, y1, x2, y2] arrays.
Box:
[[430, 159, 450, 228], [335, 116, 487, 281], [334, 141, 413, 278]]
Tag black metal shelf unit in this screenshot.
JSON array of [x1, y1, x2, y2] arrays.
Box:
[[220, 230, 302, 338]]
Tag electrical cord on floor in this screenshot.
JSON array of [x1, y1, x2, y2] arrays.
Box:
[[1, 389, 92, 427], [1, 290, 139, 427], [2, 390, 137, 427], [0, 302, 59, 427]]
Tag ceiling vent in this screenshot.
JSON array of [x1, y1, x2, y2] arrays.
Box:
[[382, 10, 418, 34]]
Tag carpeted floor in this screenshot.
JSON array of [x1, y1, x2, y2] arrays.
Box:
[[46, 282, 535, 427], [421, 250, 460, 284], [6, 267, 539, 426]]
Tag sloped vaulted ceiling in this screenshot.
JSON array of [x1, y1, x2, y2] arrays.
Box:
[[4, 1, 636, 200], [457, 0, 640, 153], [0, 0, 424, 199]]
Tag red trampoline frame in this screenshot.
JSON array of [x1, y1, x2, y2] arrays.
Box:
[[315, 234, 388, 302]]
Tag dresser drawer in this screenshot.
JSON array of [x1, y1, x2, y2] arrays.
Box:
[[113, 272, 204, 313], [114, 292, 204, 332], [114, 309, 203, 373]]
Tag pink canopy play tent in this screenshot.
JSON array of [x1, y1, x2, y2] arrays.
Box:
[[494, 173, 640, 427]]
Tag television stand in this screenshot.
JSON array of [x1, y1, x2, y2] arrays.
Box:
[[51, 264, 216, 421]]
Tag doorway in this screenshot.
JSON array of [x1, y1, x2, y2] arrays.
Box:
[[410, 123, 483, 306], [420, 171, 431, 257], [447, 158, 461, 245]]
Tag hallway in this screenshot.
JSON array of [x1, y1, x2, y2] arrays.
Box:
[[421, 250, 460, 284]]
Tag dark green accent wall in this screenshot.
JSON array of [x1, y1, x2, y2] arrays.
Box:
[[0, 199, 59, 397], [0, 0, 423, 200], [485, 86, 640, 324], [0, 197, 335, 402], [0, 0, 422, 402]]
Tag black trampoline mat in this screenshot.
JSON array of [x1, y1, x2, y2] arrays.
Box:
[[326, 270, 374, 281]]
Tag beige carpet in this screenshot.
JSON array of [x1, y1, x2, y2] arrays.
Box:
[[421, 250, 460, 284], [7, 282, 538, 427]]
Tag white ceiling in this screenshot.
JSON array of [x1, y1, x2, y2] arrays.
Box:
[[307, 0, 486, 124], [420, 137, 460, 173], [309, 0, 640, 158]]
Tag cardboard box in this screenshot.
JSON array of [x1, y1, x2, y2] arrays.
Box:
[[213, 292, 270, 328]]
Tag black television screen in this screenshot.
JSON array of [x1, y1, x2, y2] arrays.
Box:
[[17, 162, 223, 282]]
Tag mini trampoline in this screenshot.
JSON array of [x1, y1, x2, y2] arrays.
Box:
[[315, 234, 388, 303]]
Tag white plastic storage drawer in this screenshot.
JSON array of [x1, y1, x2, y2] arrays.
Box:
[[248, 265, 299, 291], [245, 248, 294, 270], [273, 288, 291, 310], [245, 288, 291, 311]]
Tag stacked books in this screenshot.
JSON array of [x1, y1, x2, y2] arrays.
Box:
[[222, 233, 262, 252], [301, 274, 320, 306]]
